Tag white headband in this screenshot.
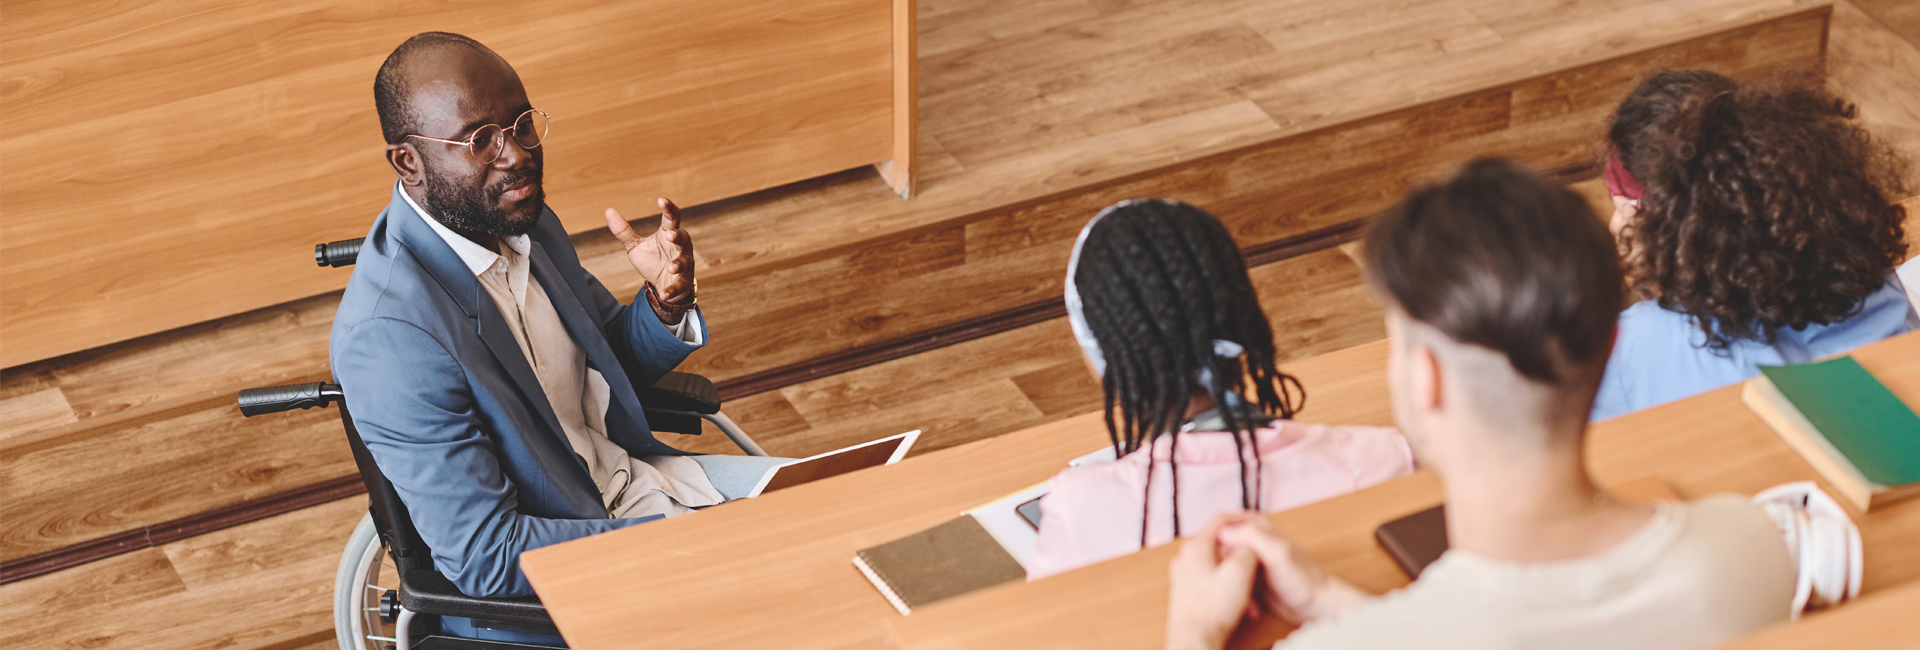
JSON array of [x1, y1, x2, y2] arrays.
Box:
[[1064, 199, 1245, 380], [1063, 200, 1131, 377]]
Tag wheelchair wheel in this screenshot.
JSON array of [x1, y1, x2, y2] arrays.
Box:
[[336, 513, 399, 650]]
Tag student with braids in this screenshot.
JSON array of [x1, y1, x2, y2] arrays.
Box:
[[1591, 69, 1916, 420], [1164, 160, 1794, 650], [1025, 199, 1416, 580]]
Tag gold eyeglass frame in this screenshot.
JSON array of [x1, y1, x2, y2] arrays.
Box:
[[404, 108, 550, 164]]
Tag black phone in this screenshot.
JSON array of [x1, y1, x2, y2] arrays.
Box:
[[1016, 496, 1044, 530]]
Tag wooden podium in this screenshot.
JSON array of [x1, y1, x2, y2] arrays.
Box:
[[0, 0, 918, 367]]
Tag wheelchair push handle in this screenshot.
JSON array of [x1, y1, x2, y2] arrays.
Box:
[[314, 238, 365, 268], [237, 382, 343, 417]]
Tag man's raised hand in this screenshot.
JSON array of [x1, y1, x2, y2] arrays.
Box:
[[604, 198, 695, 304]]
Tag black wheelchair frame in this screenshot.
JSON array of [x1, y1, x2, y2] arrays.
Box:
[[239, 238, 762, 650]]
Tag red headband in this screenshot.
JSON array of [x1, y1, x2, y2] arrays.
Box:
[[1603, 151, 1644, 204]]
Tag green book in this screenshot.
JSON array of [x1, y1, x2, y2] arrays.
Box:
[[1744, 356, 1920, 511]]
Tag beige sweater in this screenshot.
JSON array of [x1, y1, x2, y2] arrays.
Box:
[[1279, 495, 1794, 650]]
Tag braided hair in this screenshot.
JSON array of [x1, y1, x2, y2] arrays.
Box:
[[1070, 199, 1305, 547]]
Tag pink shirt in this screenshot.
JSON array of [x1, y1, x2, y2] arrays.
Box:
[[1028, 421, 1416, 579]]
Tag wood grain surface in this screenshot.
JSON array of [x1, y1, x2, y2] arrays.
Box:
[[0, 0, 1841, 566], [1709, 580, 1920, 650], [0, 0, 1825, 368], [0, 0, 899, 367], [1830, 0, 1920, 190], [8, 0, 1920, 647], [1847, 0, 1920, 48], [881, 0, 921, 197], [519, 338, 1399, 650], [0, 497, 363, 650], [885, 331, 1920, 650], [606, 5, 1832, 387]]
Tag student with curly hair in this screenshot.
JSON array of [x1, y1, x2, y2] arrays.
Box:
[[1591, 69, 1917, 421], [1027, 199, 1416, 580]]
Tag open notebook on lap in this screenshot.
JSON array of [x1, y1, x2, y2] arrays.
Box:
[[747, 430, 920, 497]]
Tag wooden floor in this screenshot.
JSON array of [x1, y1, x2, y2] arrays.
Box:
[[4, 0, 1918, 647], [1832, 0, 1920, 186]]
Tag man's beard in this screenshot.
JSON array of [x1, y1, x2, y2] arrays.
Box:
[[422, 160, 544, 237]]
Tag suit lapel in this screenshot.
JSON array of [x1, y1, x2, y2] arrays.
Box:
[[386, 187, 581, 471], [526, 242, 651, 427]]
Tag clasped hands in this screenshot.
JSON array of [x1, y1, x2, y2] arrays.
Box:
[[603, 199, 695, 324], [1166, 513, 1372, 650]]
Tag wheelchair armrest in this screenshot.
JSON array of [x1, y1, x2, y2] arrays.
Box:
[[237, 382, 342, 417], [315, 238, 364, 268], [638, 371, 721, 415], [398, 569, 557, 632]]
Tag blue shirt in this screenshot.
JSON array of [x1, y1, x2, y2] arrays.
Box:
[[1591, 276, 1916, 421]]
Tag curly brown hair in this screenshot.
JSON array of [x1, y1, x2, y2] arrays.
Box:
[[1608, 69, 1910, 348]]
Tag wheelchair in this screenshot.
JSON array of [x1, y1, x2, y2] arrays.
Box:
[[238, 238, 767, 650]]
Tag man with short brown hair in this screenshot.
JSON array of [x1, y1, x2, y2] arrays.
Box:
[[1165, 159, 1795, 650]]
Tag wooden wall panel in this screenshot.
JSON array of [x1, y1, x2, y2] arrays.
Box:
[[0, 0, 896, 367], [1830, 0, 1920, 190], [671, 9, 1829, 382]]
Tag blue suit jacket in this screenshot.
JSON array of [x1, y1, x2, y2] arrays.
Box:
[[330, 185, 704, 597]]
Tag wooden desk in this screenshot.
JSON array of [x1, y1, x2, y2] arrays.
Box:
[[887, 331, 1920, 650], [1709, 579, 1920, 650], [520, 339, 1392, 649]]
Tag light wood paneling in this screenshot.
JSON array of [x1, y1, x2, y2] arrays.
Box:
[[0, 0, 898, 367], [1906, 196, 1920, 257], [1848, 0, 1920, 47], [880, 0, 921, 197], [675, 10, 1825, 382]]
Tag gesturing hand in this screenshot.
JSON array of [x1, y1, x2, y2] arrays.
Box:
[[604, 198, 695, 305]]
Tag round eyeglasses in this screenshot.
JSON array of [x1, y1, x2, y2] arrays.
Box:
[[405, 108, 550, 164]]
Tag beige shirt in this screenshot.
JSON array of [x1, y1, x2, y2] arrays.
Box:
[[1279, 496, 1795, 650], [405, 188, 723, 519]]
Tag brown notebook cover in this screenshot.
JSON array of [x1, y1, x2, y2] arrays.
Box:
[[1374, 476, 1680, 579], [1374, 505, 1448, 579], [853, 515, 1027, 615]]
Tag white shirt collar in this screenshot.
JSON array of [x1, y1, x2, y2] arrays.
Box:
[[398, 181, 532, 277]]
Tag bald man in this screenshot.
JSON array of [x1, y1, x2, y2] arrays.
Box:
[[329, 33, 788, 635]]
